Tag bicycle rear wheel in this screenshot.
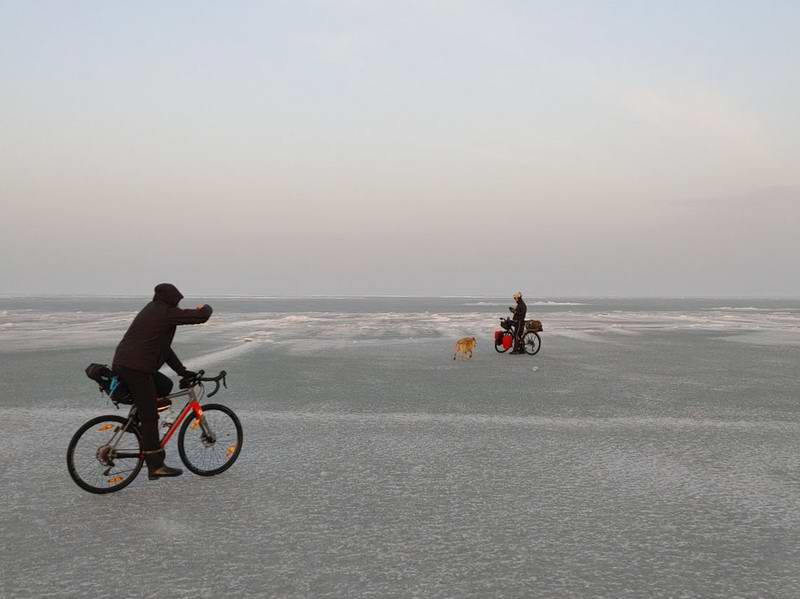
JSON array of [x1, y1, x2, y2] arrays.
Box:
[[66, 415, 143, 494], [178, 403, 243, 476], [523, 331, 541, 356]]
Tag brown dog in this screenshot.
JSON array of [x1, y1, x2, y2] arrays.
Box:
[[453, 336, 477, 360]]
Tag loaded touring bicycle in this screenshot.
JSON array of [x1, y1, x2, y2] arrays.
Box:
[[494, 318, 543, 355]]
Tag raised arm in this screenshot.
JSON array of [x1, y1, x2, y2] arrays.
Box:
[[165, 348, 188, 377], [166, 304, 213, 326]]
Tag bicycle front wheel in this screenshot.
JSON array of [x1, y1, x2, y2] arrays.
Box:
[[178, 404, 243, 476], [66, 415, 143, 494], [495, 332, 513, 353]]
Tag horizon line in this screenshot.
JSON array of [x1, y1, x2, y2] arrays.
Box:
[[1, 293, 799, 301]]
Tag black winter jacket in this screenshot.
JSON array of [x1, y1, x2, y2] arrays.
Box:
[[513, 298, 527, 323], [112, 283, 212, 374]]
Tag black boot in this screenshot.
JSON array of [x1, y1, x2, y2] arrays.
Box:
[[144, 449, 183, 480]]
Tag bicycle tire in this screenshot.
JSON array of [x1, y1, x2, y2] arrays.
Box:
[[66, 415, 143, 494], [523, 331, 541, 356], [178, 403, 243, 476], [494, 332, 513, 353]]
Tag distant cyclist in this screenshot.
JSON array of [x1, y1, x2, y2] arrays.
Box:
[[508, 291, 527, 354], [112, 283, 212, 479]]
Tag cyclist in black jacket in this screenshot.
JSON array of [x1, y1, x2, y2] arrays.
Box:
[[113, 283, 212, 479], [509, 291, 527, 353]]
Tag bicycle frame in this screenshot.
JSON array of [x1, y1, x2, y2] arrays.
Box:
[[159, 387, 209, 448], [110, 386, 212, 460]]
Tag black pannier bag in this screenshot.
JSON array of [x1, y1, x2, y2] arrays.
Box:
[[85, 363, 113, 393], [85, 363, 132, 404]]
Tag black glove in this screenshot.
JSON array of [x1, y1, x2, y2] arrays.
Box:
[[179, 370, 198, 388]]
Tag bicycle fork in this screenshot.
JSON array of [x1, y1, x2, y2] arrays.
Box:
[[188, 387, 215, 443]]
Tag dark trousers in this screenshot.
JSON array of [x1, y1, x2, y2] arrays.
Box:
[[512, 320, 525, 349], [112, 366, 174, 461]]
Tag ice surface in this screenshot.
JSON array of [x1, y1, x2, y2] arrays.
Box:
[[2, 298, 800, 597], [3, 297, 800, 354]]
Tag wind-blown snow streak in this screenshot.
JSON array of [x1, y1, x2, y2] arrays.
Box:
[[249, 410, 800, 431], [3, 304, 800, 352]]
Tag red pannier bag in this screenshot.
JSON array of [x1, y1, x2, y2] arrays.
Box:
[[495, 330, 513, 349]]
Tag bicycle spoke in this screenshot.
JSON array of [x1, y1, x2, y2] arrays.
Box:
[[180, 408, 240, 475], [68, 417, 143, 493], [109, 468, 135, 477]]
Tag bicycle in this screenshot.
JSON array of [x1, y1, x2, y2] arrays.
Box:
[[67, 370, 243, 494], [494, 318, 542, 356]]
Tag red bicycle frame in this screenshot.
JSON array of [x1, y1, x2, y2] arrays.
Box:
[[109, 386, 208, 461], [159, 388, 205, 448]]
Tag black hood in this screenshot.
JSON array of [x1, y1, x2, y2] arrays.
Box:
[[153, 283, 183, 307]]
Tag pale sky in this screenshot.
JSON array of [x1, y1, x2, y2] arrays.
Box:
[[2, 1, 798, 296]]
